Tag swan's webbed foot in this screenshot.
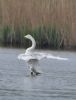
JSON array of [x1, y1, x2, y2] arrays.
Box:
[[30, 70, 41, 76], [35, 72, 41, 75], [31, 71, 35, 76], [29, 66, 41, 76]]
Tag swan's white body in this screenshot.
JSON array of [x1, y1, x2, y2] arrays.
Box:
[[18, 34, 68, 61], [18, 34, 68, 75]]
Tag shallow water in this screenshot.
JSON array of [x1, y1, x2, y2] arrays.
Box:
[[0, 48, 76, 100]]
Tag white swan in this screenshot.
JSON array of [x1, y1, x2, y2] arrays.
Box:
[[18, 34, 68, 75]]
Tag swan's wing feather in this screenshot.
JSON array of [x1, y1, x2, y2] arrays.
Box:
[[46, 55, 68, 60], [18, 52, 68, 61], [18, 53, 38, 61], [18, 54, 31, 61], [37, 52, 68, 60]]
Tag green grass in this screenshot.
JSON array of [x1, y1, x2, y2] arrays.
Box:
[[0, 25, 65, 49]]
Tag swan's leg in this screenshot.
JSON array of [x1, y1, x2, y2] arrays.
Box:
[[27, 64, 36, 75], [27, 60, 41, 76], [31, 67, 41, 75], [28, 65, 41, 76]]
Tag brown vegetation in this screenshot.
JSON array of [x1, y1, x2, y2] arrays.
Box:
[[0, 0, 76, 49]]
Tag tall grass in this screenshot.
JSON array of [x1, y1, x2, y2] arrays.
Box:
[[0, 0, 76, 49], [0, 25, 65, 49]]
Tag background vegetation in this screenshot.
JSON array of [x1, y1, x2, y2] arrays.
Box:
[[0, 0, 76, 49]]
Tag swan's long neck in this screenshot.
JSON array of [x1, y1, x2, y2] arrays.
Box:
[[26, 36, 36, 53]]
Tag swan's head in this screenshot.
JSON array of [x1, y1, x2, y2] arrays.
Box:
[[24, 34, 33, 40], [24, 34, 36, 52]]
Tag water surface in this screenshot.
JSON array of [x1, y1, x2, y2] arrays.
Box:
[[0, 48, 76, 100]]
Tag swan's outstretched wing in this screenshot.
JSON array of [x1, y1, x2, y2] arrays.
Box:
[[46, 54, 68, 60], [18, 53, 41, 61], [18, 54, 32, 61], [18, 52, 68, 62], [38, 52, 68, 60]]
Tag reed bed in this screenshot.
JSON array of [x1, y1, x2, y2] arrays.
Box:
[[0, 25, 68, 49], [0, 0, 76, 49]]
